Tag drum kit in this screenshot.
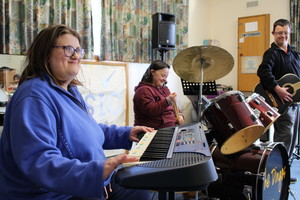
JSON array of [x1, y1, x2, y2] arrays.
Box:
[[173, 46, 290, 200]]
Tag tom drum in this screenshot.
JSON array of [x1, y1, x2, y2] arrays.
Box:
[[202, 91, 265, 155]]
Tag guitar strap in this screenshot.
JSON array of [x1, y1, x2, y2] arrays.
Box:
[[266, 90, 279, 108]]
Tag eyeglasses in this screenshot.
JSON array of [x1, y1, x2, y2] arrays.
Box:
[[274, 31, 290, 36], [52, 45, 86, 59]]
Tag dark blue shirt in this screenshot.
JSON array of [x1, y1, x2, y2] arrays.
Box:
[[257, 42, 300, 91]]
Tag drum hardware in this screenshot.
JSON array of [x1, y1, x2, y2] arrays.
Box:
[[253, 108, 261, 117], [244, 171, 264, 177], [215, 103, 221, 110], [250, 114, 258, 122], [243, 185, 252, 200], [268, 111, 275, 116], [237, 94, 244, 102], [253, 98, 261, 105]]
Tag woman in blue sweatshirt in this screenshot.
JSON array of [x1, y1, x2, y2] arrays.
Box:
[[0, 25, 152, 200]]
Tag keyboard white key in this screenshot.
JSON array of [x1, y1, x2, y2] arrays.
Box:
[[128, 130, 158, 159]]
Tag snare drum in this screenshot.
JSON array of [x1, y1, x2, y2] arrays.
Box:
[[246, 93, 280, 132], [209, 142, 290, 200], [202, 91, 265, 155]]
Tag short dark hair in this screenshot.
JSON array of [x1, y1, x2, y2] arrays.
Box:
[[19, 24, 82, 86], [141, 60, 170, 83], [273, 19, 291, 32]]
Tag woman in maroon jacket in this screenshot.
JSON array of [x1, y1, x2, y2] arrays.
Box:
[[133, 60, 184, 129]]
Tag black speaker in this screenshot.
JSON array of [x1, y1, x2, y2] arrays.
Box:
[[152, 13, 176, 50]]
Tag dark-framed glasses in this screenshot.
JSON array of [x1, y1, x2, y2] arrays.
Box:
[[52, 45, 86, 59], [274, 31, 290, 36]]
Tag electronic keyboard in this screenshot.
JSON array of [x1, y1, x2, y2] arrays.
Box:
[[116, 123, 218, 191]]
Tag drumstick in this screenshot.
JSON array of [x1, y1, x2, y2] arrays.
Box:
[[173, 102, 181, 122]]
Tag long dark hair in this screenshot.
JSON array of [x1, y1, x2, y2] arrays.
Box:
[[19, 24, 82, 86], [141, 60, 170, 83]]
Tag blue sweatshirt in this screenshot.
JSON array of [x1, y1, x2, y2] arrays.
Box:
[[0, 74, 132, 199]]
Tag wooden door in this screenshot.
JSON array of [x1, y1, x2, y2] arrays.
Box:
[[238, 14, 270, 92]]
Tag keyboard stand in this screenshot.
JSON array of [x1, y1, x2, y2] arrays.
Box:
[[158, 191, 175, 200]]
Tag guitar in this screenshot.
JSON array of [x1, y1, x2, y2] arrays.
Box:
[[254, 73, 300, 114]]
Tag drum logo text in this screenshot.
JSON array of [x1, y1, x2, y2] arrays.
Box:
[[264, 166, 286, 192]]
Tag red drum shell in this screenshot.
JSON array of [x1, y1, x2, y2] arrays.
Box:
[[246, 93, 280, 132], [203, 91, 265, 155]]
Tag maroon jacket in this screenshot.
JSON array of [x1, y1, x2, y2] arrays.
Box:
[[133, 82, 178, 129]]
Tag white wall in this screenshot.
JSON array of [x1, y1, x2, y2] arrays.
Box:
[[188, 0, 212, 46]]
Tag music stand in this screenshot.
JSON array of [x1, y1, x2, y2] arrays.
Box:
[[181, 79, 217, 119], [181, 79, 217, 96]]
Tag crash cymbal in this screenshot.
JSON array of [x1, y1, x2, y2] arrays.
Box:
[[172, 45, 234, 82]]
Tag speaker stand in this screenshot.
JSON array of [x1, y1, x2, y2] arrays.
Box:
[[158, 49, 169, 62]]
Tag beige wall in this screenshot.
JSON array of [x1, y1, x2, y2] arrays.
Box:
[[188, 0, 289, 90]]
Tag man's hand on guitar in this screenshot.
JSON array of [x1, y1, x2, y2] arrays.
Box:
[[274, 85, 293, 103]]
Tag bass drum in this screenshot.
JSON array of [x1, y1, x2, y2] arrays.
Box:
[[208, 142, 290, 200]]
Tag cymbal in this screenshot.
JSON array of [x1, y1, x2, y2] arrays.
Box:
[[172, 45, 234, 82]]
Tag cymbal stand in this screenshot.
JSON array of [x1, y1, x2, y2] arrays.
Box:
[[197, 58, 205, 122]]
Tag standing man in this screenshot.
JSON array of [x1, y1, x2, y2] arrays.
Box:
[[257, 19, 300, 183]]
